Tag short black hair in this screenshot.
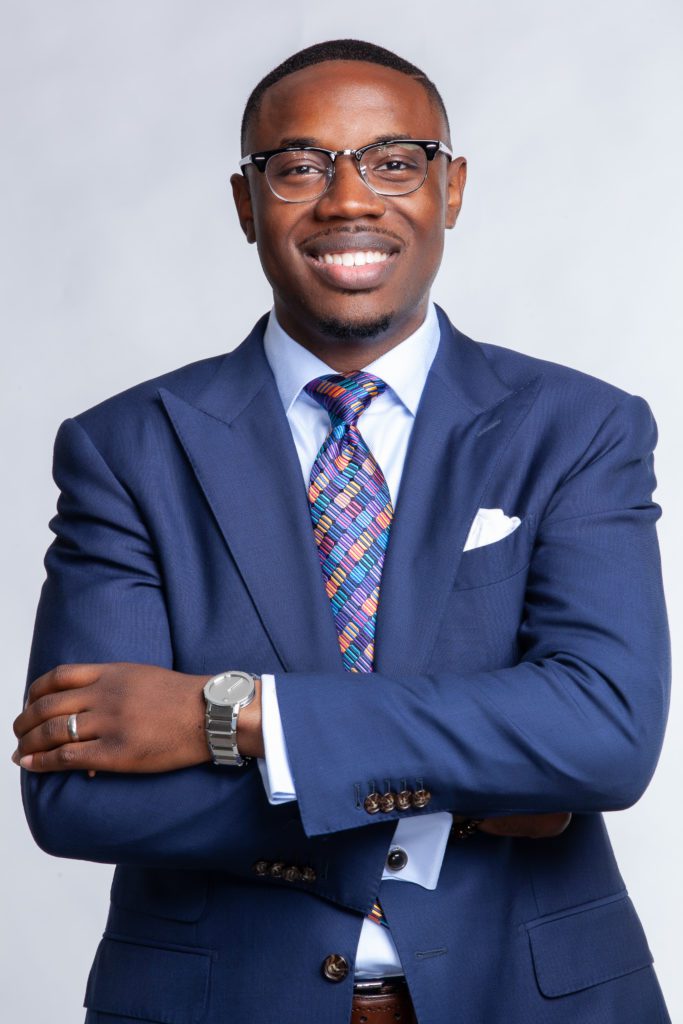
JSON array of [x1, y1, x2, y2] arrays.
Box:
[[240, 38, 450, 153]]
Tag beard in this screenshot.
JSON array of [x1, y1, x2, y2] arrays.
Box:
[[315, 311, 394, 342]]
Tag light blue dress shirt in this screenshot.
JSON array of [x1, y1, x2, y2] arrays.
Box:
[[257, 302, 453, 977]]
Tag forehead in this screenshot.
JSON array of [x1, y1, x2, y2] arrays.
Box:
[[248, 60, 444, 150]]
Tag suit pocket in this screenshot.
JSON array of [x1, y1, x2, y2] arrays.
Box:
[[526, 892, 653, 997], [84, 935, 212, 1024], [454, 514, 535, 591], [111, 866, 208, 922]]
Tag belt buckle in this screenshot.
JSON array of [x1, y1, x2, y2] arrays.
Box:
[[353, 980, 385, 994], [353, 978, 401, 995]]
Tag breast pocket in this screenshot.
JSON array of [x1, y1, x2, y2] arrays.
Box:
[[454, 514, 536, 591]]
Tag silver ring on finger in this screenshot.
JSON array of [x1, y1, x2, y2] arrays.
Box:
[[67, 713, 80, 742]]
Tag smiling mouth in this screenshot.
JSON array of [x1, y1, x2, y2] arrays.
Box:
[[312, 250, 390, 267], [300, 227, 403, 289], [303, 247, 398, 290]]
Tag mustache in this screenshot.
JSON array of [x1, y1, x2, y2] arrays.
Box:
[[299, 225, 406, 248]]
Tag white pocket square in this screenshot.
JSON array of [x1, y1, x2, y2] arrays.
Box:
[[463, 508, 522, 552]]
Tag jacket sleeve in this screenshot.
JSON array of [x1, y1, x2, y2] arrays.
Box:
[[275, 394, 672, 838], [20, 418, 320, 872]]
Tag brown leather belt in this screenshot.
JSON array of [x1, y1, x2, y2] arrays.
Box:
[[351, 978, 417, 1023]]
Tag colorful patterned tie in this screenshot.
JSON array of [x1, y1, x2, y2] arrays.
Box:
[[304, 372, 394, 675], [305, 372, 394, 930]]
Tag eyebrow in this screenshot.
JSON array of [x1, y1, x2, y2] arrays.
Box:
[[275, 133, 413, 149]]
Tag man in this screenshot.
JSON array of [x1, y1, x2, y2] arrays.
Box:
[[13, 39, 671, 1024]]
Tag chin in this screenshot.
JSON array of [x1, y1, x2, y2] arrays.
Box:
[[314, 311, 394, 342]]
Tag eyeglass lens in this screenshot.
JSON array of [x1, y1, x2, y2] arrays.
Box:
[[265, 143, 429, 201]]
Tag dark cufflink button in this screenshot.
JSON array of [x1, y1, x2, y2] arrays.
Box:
[[322, 953, 350, 982], [364, 792, 381, 814], [252, 860, 269, 876], [283, 865, 301, 882], [269, 861, 285, 878], [412, 788, 432, 809], [386, 847, 408, 872], [379, 791, 396, 813], [396, 789, 413, 810], [451, 818, 483, 840], [301, 866, 317, 882]]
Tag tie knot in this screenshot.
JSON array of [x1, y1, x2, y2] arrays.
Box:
[[304, 372, 388, 427]]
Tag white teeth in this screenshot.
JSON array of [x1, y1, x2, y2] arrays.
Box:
[[317, 250, 390, 266]]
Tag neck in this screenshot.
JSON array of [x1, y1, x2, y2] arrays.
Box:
[[273, 299, 429, 373]]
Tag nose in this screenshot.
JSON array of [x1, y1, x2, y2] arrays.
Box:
[[314, 155, 385, 220]]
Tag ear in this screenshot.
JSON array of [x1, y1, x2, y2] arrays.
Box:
[[230, 172, 256, 244], [445, 157, 467, 230]]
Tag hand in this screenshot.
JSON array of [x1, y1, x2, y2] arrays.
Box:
[[455, 812, 572, 839], [12, 663, 214, 774]]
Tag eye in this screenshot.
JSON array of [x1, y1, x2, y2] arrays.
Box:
[[280, 162, 325, 178], [364, 145, 425, 182], [268, 152, 330, 180], [377, 159, 412, 172]]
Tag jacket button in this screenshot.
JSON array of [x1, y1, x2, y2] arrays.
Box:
[[379, 791, 396, 813], [364, 792, 381, 814], [396, 789, 413, 811], [252, 860, 269, 876], [270, 861, 285, 878], [283, 865, 301, 882], [322, 953, 349, 982], [301, 866, 317, 882], [412, 788, 432, 809], [386, 847, 408, 872]]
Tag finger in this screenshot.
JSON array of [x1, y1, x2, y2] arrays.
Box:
[[26, 663, 105, 705], [478, 814, 535, 836], [479, 813, 572, 838], [14, 689, 93, 738], [20, 740, 102, 773], [17, 711, 99, 757], [528, 812, 572, 839]]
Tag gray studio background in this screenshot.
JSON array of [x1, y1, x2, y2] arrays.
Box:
[[2, 1, 681, 1020]]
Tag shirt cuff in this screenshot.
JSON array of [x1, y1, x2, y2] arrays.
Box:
[[381, 811, 453, 889], [257, 674, 297, 805]]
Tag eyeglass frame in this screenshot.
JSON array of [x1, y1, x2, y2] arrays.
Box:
[[238, 139, 454, 202]]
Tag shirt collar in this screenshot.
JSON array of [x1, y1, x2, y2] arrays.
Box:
[[263, 301, 441, 417]]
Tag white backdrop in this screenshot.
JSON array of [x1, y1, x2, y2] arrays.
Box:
[[1, 1, 681, 1020]]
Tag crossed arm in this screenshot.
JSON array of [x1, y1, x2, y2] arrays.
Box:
[[13, 393, 670, 861], [12, 662, 570, 839]]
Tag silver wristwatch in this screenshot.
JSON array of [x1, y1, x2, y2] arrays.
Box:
[[203, 671, 257, 766]]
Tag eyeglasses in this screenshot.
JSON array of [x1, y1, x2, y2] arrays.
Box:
[[239, 139, 453, 203]]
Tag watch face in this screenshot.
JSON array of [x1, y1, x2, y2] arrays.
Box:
[[205, 672, 254, 707]]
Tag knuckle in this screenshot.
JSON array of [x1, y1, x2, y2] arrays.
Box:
[[56, 745, 78, 766], [36, 694, 58, 719], [52, 664, 75, 687], [42, 716, 62, 741]]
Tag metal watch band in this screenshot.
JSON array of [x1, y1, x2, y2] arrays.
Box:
[[204, 671, 257, 767]]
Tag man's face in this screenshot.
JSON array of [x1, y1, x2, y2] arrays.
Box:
[[232, 60, 466, 350]]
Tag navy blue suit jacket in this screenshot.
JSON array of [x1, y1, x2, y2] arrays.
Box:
[[23, 308, 671, 1023]]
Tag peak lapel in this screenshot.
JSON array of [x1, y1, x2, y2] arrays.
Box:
[[375, 308, 542, 676], [159, 320, 343, 673]]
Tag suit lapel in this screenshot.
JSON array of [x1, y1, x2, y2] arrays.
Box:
[[159, 319, 343, 673], [159, 310, 541, 678], [374, 307, 542, 676]]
